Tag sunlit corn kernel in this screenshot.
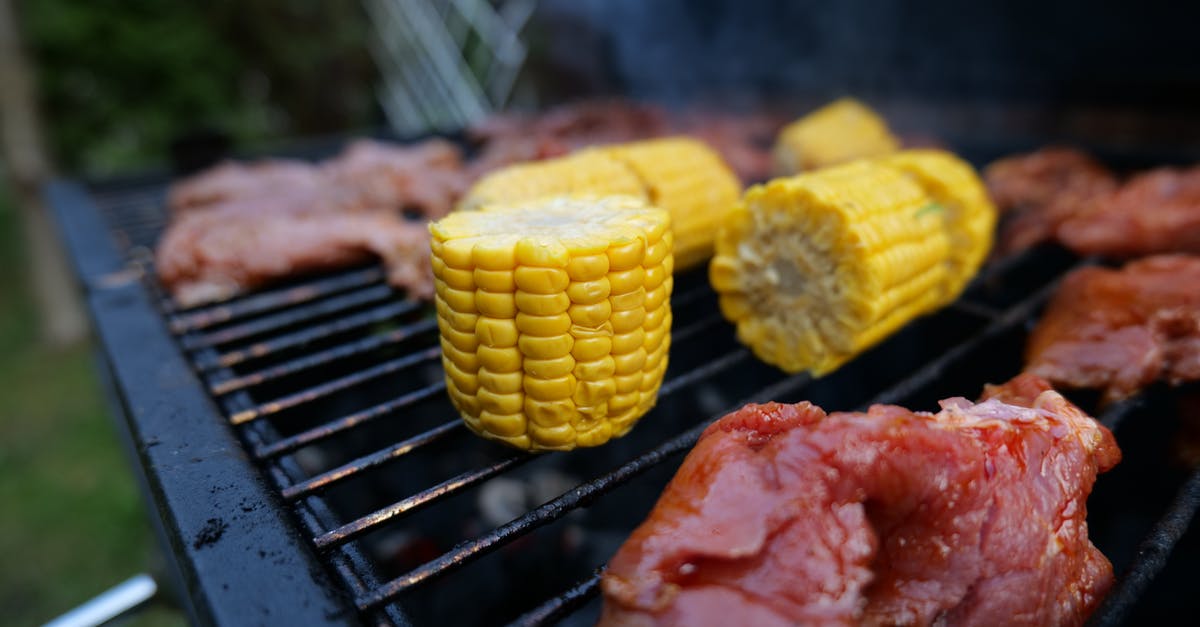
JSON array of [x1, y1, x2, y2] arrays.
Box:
[[515, 290, 571, 316], [515, 266, 570, 294], [473, 268, 515, 293], [475, 291, 517, 318], [515, 312, 572, 337], [566, 278, 611, 305], [475, 318, 518, 347], [523, 355, 576, 379]]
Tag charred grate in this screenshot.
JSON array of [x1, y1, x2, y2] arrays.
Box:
[[54, 159, 1200, 626]]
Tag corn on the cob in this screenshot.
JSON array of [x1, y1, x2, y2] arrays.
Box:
[[596, 138, 741, 270], [430, 195, 674, 451], [878, 150, 997, 299], [709, 160, 952, 375], [458, 137, 741, 271], [773, 98, 900, 175], [459, 150, 646, 212]]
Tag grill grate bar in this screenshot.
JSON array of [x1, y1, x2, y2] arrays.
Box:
[[1097, 396, 1146, 432], [210, 318, 440, 395], [183, 284, 402, 350], [305, 347, 752, 538], [1088, 466, 1200, 627], [313, 454, 533, 551], [354, 269, 1073, 610], [230, 347, 442, 425], [170, 267, 387, 332], [253, 381, 448, 459], [199, 300, 426, 371], [354, 371, 814, 610], [507, 571, 602, 627], [282, 421, 464, 501]]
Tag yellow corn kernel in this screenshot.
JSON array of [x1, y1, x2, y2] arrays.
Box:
[[711, 158, 957, 375], [457, 151, 646, 212], [429, 195, 673, 452], [596, 138, 742, 270], [876, 149, 997, 301], [773, 98, 900, 175], [459, 137, 741, 272]]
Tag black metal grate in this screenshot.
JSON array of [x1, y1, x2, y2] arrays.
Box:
[[62, 161, 1200, 626]]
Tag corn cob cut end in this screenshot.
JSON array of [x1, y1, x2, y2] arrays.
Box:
[[710, 161, 951, 375], [430, 195, 674, 451], [772, 98, 900, 175]]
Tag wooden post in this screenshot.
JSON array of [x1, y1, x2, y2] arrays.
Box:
[[0, 0, 86, 347]]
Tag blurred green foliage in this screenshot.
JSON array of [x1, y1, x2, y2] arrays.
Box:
[[21, 0, 379, 175]]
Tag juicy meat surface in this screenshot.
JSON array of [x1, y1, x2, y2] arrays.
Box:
[[983, 147, 1118, 255], [1057, 166, 1200, 257], [167, 159, 323, 212], [600, 374, 1119, 627], [156, 208, 433, 307], [1026, 255, 1200, 402], [157, 139, 463, 306]]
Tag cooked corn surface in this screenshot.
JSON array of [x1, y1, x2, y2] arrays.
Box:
[[598, 138, 742, 270], [430, 196, 673, 451], [710, 159, 961, 375], [458, 150, 646, 212], [878, 150, 997, 299], [459, 137, 741, 271], [773, 98, 900, 175]]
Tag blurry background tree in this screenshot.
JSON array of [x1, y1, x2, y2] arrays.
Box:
[[22, 0, 379, 176]]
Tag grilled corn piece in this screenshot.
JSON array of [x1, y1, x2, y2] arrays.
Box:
[[773, 98, 900, 175], [878, 150, 996, 298], [459, 137, 740, 271], [597, 138, 741, 270], [459, 150, 646, 212], [710, 160, 954, 375], [430, 196, 673, 451]]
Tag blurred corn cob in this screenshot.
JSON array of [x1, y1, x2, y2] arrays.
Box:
[[430, 196, 673, 451], [710, 150, 994, 375], [460, 137, 740, 270], [772, 98, 900, 175]]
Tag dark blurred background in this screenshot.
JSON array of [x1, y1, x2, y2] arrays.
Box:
[[0, 1, 1196, 625]]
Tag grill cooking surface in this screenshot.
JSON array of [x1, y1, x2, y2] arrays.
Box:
[[58, 153, 1200, 626]]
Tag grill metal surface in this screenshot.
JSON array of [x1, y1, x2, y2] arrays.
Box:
[[50, 148, 1200, 626]]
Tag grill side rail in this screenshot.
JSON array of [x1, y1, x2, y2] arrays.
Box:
[[46, 179, 365, 627]]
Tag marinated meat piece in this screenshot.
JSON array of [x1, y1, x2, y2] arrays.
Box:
[[156, 207, 432, 307], [321, 139, 468, 216], [673, 111, 786, 183], [983, 147, 1118, 254], [600, 374, 1119, 627], [156, 139, 465, 305], [1026, 255, 1200, 402], [1057, 166, 1200, 257], [167, 159, 322, 212]]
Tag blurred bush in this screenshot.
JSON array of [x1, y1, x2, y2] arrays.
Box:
[[22, 0, 379, 174]]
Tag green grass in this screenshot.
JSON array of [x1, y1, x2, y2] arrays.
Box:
[[0, 194, 183, 626]]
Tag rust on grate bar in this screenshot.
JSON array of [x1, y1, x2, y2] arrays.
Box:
[[210, 317, 439, 396], [313, 346, 756, 553], [183, 284, 400, 350], [253, 380, 448, 459], [200, 300, 428, 371], [169, 267, 386, 332], [313, 454, 534, 551], [282, 421, 464, 501], [230, 346, 442, 425], [508, 571, 602, 627]]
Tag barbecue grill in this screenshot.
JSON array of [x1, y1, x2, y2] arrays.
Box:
[[45, 127, 1200, 625]]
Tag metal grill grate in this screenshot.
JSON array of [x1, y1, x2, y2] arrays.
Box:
[[55, 152, 1200, 626]]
